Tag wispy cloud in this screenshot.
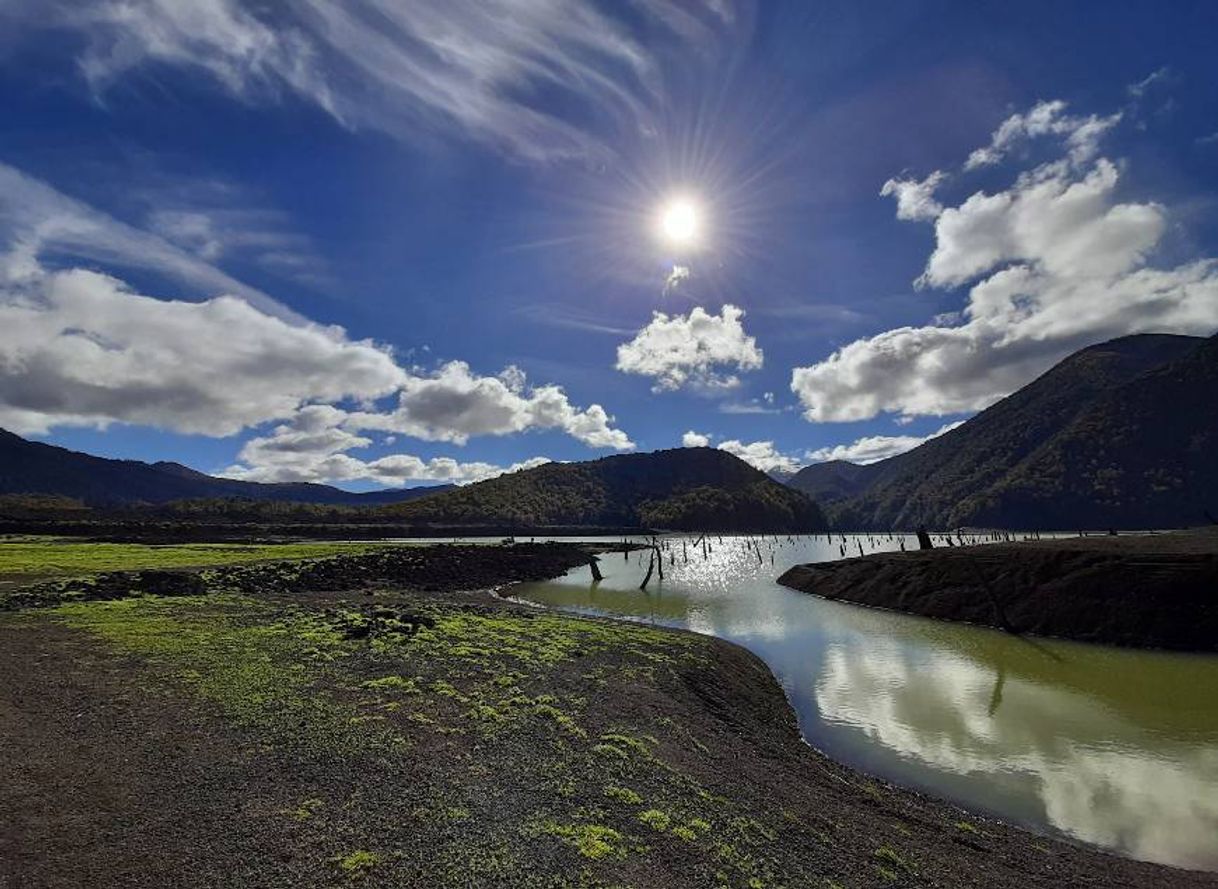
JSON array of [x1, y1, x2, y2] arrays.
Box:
[[11, 0, 744, 162], [513, 303, 638, 336], [0, 161, 303, 321]]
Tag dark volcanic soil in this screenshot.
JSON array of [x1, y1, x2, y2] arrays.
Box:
[[2, 543, 1215, 888], [778, 529, 1218, 651]]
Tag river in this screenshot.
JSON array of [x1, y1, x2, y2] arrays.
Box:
[[510, 532, 1218, 871]]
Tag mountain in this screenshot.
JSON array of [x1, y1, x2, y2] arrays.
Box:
[[967, 334, 1218, 529], [788, 333, 1216, 529], [381, 447, 828, 532], [0, 429, 449, 507], [784, 460, 878, 506]]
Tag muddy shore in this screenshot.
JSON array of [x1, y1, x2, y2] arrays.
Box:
[[2, 543, 1215, 888], [778, 529, 1218, 651]]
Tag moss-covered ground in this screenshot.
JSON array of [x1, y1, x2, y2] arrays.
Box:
[[0, 537, 382, 580], [2, 543, 1211, 889]]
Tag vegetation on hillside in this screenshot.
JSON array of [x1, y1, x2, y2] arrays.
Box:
[[382, 448, 827, 532], [792, 334, 1214, 529], [0, 429, 446, 507]]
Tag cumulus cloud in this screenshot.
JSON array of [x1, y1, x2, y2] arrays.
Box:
[[919, 159, 1163, 290], [6, 0, 738, 162], [0, 265, 635, 448], [0, 268, 405, 436], [345, 360, 633, 450], [0, 265, 633, 448], [880, 171, 945, 221], [963, 100, 1120, 170], [715, 439, 802, 475], [223, 407, 551, 484], [806, 421, 964, 465], [224, 409, 552, 484], [679, 429, 807, 473], [616, 304, 763, 392], [0, 161, 635, 452], [792, 98, 1218, 424]]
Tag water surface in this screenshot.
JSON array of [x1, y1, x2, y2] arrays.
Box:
[[511, 533, 1218, 871]]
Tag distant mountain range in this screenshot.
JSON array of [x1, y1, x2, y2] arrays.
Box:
[[0, 430, 825, 532], [787, 333, 1218, 530], [382, 448, 828, 532], [7, 331, 1212, 531], [0, 429, 448, 507]]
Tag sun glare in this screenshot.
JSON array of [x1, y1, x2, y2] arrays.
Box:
[[657, 196, 702, 248]]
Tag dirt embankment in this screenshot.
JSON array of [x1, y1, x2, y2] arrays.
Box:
[[0, 542, 607, 610], [0, 519, 654, 542], [778, 529, 1218, 651], [2, 543, 1216, 887]]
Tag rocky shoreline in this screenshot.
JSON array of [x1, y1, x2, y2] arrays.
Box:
[[778, 529, 1218, 651], [2, 542, 1215, 887]]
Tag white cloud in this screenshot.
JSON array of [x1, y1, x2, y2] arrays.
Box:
[[664, 264, 691, 295], [0, 161, 299, 320], [223, 407, 551, 485], [792, 98, 1218, 424], [715, 439, 802, 475], [0, 268, 404, 436], [678, 430, 805, 474], [806, 421, 964, 465], [1127, 67, 1171, 100], [9, 0, 738, 162], [880, 171, 945, 221], [919, 159, 1163, 290], [0, 265, 632, 448], [963, 100, 1120, 170], [145, 204, 329, 287], [616, 304, 763, 392], [0, 162, 635, 452], [345, 360, 634, 450]]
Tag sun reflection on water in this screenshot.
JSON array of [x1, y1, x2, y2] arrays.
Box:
[[512, 533, 1218, 870]]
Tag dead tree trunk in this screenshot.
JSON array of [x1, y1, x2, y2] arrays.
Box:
[[639, 551, 655, 590]]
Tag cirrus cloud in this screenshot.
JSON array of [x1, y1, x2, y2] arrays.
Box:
[[4, 0, 741, 163]]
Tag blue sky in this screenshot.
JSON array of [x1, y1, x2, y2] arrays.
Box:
[[1, 1, 1216, 488]]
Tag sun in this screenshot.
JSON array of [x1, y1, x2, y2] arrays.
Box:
[[656, 195, 703, 248]]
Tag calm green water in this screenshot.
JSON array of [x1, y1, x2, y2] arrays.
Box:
[[511, 533, 1218, 871]]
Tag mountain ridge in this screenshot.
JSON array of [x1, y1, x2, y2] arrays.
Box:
[[0, 429, 448, 507], [380, 447, 828, 532], [788, 333, 1216, 529]]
